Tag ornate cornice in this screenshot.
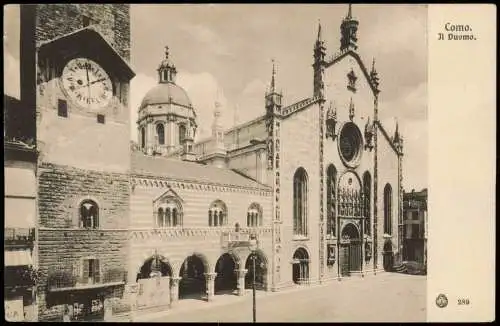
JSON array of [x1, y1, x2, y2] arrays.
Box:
[[131, 174, 272, 195], [129, 226, 273, 240], [281, 96, 322, 117]]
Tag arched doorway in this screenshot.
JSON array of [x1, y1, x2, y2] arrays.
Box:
[[340, 223, 362, 276], [179, 255, 206, 300], [245, 251, 268, 290], [383, 239, 394, 271], [136, 256, 172, 281], [292, 248, 309, 285], [214, 253, 237, 295], [136, 255, 172, 310]]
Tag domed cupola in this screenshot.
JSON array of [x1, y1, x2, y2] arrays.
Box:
[[137, 46, 197, 157]]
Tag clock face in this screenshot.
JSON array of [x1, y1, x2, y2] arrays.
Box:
[[61, 58, 113, 110]]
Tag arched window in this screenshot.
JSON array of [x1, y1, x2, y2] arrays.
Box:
[[156, 123, 165, 145], [155, 199, 182, 228], [247, 203, 263, 227], [179, 124, 186, 145], [209, 200, 227, 227], [293, 168, 308, 236], [80, 200, 99, 229], [140, 127, 146, 149], [363, 172, 372, 235], [157, 208, 164, 228], [326, 165, 337, 236], [384, 184, 393, 235]]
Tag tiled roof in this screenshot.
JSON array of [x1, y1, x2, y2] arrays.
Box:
[[131, 152, 271, 191]]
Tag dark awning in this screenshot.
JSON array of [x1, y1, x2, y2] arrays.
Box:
[[37, 26, 135, 81]]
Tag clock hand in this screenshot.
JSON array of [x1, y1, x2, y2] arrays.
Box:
[[71, 78, 106, 91], [85, 65, 91, 105]]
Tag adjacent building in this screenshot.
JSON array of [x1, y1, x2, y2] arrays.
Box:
[[402, 189, 428, 267], [4, 95, 38, 322]]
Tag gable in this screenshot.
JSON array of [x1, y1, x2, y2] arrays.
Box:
[[322, 50, 376, 126], [153, 186, 184, 205]]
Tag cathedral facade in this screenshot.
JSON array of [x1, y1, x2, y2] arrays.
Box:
[[30, 4, 403, 322]]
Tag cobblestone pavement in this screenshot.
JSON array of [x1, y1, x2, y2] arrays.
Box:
[[136, 272, 426, 323]]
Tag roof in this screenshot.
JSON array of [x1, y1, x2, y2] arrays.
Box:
[[140, 82, 193, 110], [37, 26, 135, 81], [131, 152, 271, 191]]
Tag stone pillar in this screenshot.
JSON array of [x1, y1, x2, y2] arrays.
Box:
[[170, 277, 180, 306], [128, 284, 139, 322], [204, 273, 217, 302], [236, 269, 248, 296], [103, 298, 112, 321]]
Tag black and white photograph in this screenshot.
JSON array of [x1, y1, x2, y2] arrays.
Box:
[[3, 4, 495, 323]]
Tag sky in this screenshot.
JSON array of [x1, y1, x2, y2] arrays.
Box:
[[3, 4, 427, 191]]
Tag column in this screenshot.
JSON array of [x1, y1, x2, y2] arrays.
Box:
[[103, 298, 112, 321], [204, 273, 217, 302], [169, 277, 180, 307], [236, 269, 248, 296]]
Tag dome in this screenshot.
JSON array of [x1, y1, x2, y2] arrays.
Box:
[[140, 82, 193, 110]]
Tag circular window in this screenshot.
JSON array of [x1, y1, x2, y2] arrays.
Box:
[[338, 122, 363, 167]]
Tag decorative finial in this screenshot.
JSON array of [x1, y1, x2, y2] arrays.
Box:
[[371, 58, 376, 72], [271, 58, 276, 93], [347, 4, 353, 19], [317, 19, 322, 41], [165, 46, 169, 59]]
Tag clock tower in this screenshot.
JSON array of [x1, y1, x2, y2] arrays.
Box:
[[33, 4, 135, 322]]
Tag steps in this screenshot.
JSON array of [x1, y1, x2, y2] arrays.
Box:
[[392, 262, 408, 273]]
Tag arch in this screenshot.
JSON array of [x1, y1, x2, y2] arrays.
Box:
[[384, 183, 393, 235], [179, 253, 208, 300], [156, 207, 164, 227], [79, 199, 99, 229], [293, 167, 308, 236], [136, 255, 173, 282], [292, 247, 310, 285], [247, 202, 263, 227], [214, 253, 238, 295], [140, 126, 145, 149], [156, 123, 165, 145], [363, 171, 372, 235], [244, 250, 269, 291], [326, 164, 337, 236], [155, 196, 183, 227], [341, 222, 360, 240], [208, 200, 228, 227]]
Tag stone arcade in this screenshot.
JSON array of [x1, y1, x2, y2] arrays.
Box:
[[28, 4, 404, 321]]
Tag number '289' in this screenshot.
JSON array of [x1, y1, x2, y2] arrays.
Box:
[[458, 298, 470, 305]]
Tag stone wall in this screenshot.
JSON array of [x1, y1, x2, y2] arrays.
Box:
[[38, 163, 129, 228], [37, 163, 130, 321], [35, 4, 130, 60]]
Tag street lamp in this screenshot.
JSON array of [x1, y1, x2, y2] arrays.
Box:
[[248, 233, 258, 323]]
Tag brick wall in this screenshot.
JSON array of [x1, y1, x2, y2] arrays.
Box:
[[35, 4, 130, 60]]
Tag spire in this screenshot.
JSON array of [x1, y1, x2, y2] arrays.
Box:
[[340, 4, 359, 52], [165, 45, 169, 60], [370, 57, 380, 90], [316, 19, 323, 43], [270, 59, 276, 93]]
